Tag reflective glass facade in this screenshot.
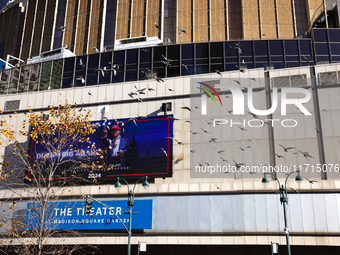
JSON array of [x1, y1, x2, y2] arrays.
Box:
[[1, 29, 340, 94]]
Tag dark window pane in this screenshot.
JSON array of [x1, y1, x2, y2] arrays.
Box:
[[271, 62, 285, 69], [210, 42, 223, 58], [270, 56, 284, 62], [226, 64, 238, 71], [225, 42, 238, 57], [211, 64, 224, 72], [100, 52, 113, 67], [196, 65, 209, 74], [154, 68, 165, 78], [76, 56, 87, 71], [139, 63, 151, 69], [313, 29, 328, 42], [182, 60, 194, 65], [315, 43, 329, 55], [88, 54, 100, 69], [182, 44, 194, 59], [125, 70, 137, 81], [112, 71, 124, 83], [330, 43, 340, 55], [299, 40, 312, 55], [86, 74, 98, 85], [270, 40, 283, 55], [284, 40, 299, 55], [167, 67, 180, 77], [239, 41, 253, 56], [328, 29, 340, 42], [64, 57, 75, 72], [286, 62, 300, 68], [182, 65, 194, 75], [196, 43, 208, 58], [139, 69, 151, 80], [99, 71, 111, 83], [167, 45, 180, 60], [63, 72, 73, 78], [255, 56, 269, 62], [126, 49, 138, 64], [255, 63, 270, 68], [241, 56, 253, 63], [140, 48, 152, 63], [316, 55, 330, 62], [154, 62, 165, 68], [126, 64, 138, 70], [113, 50, 125, 66], [286, 56, 299, 61], [211, 58, 223, 64], [62, 78, 73, 88], [154, 46, 166, 61], [254, 41, 268, 55], [196, 59, 208, 65], [225, 57, 238, 63]]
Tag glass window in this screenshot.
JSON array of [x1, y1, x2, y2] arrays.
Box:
[[270, 56, 284, 62], [8, 68, 20, 94], [0, 70, 9, 94], [112, 70, 124, 83], [315, 55, 330, 62], [167, 66, 180, 77], [153, 46, 166, 62], [286, 56, 299, 61], [86, 74, 98, 86], [18, 66, 30, 93], [254, 41, 268, 55], [328, 29, 340, 42], [225, 42, 238, 57], [181, 44, 194, 60], [314, 43, 329, 55], [299, 40, 312, 55], [313, 29, 328, 43], [29, 64, 40, 92], [210, 42, 223, 58], [51, 59, 63, 90], [100, 52, 113, 68], [76, 56, 87, 71], [284, 40, 299, 55], [196, 65, 209, 74], [238, 41, 253, 56], [125, 70, 138, 81], [62, 78, 73, 88], [140, 48, 152, 63], [63, 57, 75, 73], [255, 56, 269, 62], [196, 43, 208, 59], [270, 40, 283, 55], [126, 49, 138, 64], [330, 43, 340, 56], [88, 54, 100, 70], [113, 51, 125, 67]]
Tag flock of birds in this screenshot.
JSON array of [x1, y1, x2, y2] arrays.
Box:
[[56, 24, 322, 183]]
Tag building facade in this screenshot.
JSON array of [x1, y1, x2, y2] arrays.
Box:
[[1, 1, 340, 255], [0, 0, 339, 61]]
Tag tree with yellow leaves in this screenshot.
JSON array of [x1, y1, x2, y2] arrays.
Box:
[[0, 102, 100, 255]]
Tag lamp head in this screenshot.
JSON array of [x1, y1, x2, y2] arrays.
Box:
[[115, 177, 121, 191], [295, 169, 303, 182], [262, 173, 270, 187], [142, 176, 149, 191]]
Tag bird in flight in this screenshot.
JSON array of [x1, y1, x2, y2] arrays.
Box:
[[298, 150, 314, 158], [279, 144, 295, 152]]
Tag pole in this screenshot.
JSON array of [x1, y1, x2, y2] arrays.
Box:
[[127, 190, 134, 255], [280, 185, 291, 255]]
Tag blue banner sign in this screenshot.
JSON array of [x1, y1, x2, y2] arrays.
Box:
[[25, 199, 153, 230]]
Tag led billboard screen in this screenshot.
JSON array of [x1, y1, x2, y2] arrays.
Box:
[[27, 115, 173, 181]]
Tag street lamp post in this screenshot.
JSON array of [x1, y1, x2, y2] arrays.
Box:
[[115, 176, 149, 255], [261, 169, 303, 255]]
